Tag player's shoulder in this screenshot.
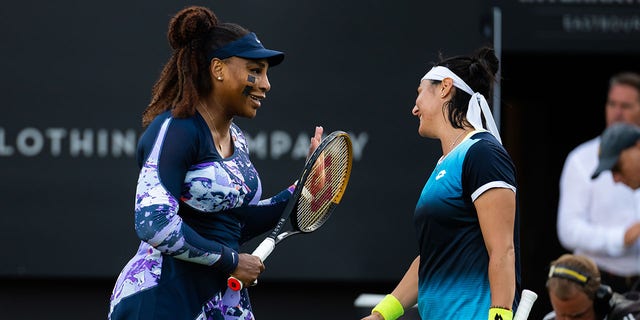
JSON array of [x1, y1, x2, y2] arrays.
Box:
[[468, 131, 504, 150], [466, 131, 512, 160], [145, 110, 198, 129], [230, 122, 244, 137], [140, 111, 203, 150], [542, 311, 556, 320], [230, 122, 250, 152]]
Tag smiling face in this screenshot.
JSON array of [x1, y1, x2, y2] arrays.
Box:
[[412, 79, 450, 138], [212, 56, 271, 119]]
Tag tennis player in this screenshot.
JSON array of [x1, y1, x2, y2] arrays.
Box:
[[108, 5, 322, 320], [363, 46, 521, 320]]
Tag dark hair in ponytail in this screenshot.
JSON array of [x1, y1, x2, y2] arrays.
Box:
[[427, 46, 500, 129], [141, 6, 249, 127]]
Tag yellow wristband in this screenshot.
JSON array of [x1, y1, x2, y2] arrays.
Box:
[[372, 294, 404, 320], [488, 307, 513, 320]]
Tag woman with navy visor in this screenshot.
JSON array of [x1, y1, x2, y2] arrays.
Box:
[[108, 6, 323, 320]]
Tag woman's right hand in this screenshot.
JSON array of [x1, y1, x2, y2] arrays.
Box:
[[229, 253, 265, 288], [360, 311, 384, 320]]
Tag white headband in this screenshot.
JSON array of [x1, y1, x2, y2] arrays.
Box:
[[421, 66, 502, 144]]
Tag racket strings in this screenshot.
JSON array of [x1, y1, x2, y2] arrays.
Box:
[[296, 137, 351, 232]]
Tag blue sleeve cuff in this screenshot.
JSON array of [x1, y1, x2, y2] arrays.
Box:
[[215, 246, 239, 274]]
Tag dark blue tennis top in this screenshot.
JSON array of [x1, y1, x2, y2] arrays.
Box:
[[413, 131, 521, 319], [109, 111, 293, 319]]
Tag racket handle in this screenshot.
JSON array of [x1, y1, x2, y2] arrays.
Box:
[[252, 237, 275, 261], [227, 238, 276, 291], [513, 289, 538, 320], [227, 276, 244, 291]]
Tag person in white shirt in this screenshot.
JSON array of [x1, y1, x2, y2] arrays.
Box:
[[557, 72, 640, 294]]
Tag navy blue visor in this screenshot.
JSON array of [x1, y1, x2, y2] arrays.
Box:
[[208, 32, 284, 67]]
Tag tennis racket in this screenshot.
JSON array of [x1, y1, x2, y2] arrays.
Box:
[[227, 130, 353, 291], [513, 289, 538, 320]]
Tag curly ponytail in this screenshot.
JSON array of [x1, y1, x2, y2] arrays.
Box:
[[143, 6, 249, 127]]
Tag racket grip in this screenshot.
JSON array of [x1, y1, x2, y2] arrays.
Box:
[[252, 237, 275, 261], [513, 289, 538, 320], [226, 238, 276, 291]]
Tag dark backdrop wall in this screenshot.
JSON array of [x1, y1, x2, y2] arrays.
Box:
[[498, 1, 640, 318], [1, 0, 639, 319], [501, 52, 640, 320], [0, 0, 491, 280], [0, 1, 491, 319]]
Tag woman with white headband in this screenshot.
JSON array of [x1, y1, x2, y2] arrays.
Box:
[[363, 47, 521, 320]]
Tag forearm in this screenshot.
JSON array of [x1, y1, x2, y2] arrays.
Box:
[[390, 256, 420, 309], [488, 248, 516, 309], [135, 204, 238, 272], [367, 256, 419, 320], [134, 170, 237, 271], [557, 210, 627, 255], [256, 183, 296, 206]]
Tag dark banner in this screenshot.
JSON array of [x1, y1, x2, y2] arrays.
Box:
[[495, 0, 640, 53], [0, 0, 491, 280]]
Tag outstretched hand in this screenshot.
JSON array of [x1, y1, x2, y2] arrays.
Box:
[[307, 126, 323, 160]]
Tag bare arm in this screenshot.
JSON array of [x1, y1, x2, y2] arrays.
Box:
[[476, 187, 516, 310]]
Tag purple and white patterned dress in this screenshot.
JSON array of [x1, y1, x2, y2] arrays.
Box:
[[109, 111, 294, 320]]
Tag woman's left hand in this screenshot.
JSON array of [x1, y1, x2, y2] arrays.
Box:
[[307, 126, 323, 160]]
